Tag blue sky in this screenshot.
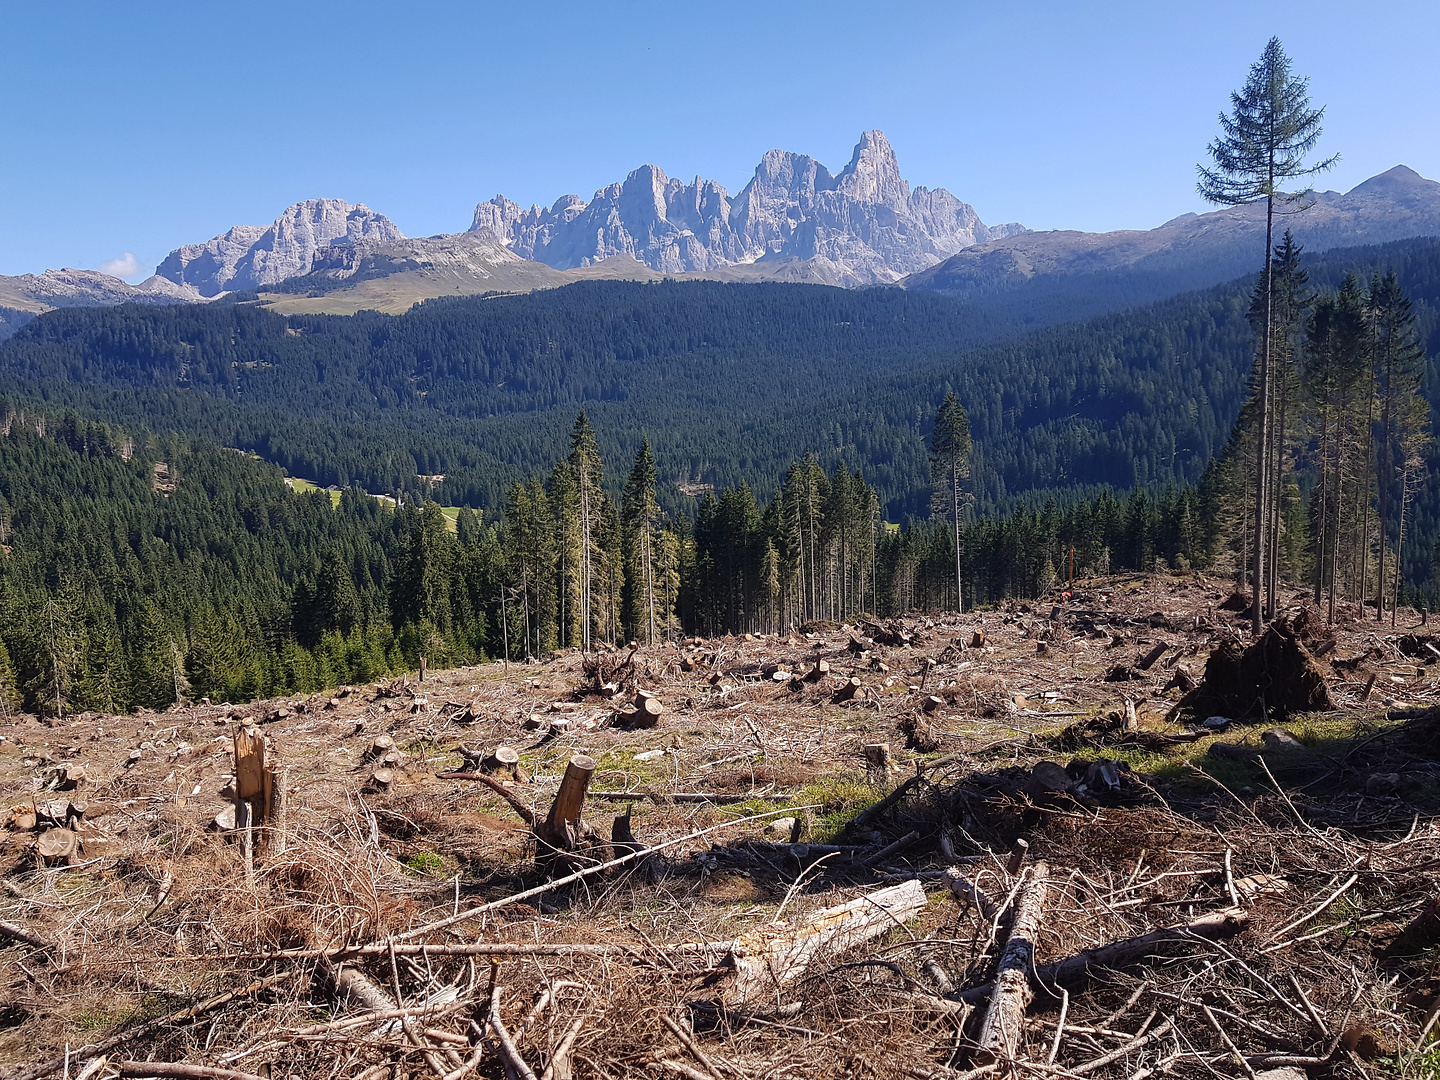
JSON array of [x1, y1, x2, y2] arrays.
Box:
[[3, 0, 1437, 281]]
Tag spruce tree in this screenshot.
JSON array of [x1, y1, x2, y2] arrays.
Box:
[[929, 391, 973, 612], [1199, 37, 1335, 630]]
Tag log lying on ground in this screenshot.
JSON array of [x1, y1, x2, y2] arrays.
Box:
[[710, 879, 928, 1005], [318, 957, 398, 1014], [976, 862, 1050, 1065], [954, 904, 1250, 1004], [117, 1064, 267, 1080]]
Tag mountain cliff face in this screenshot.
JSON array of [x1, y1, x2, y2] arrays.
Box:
[[155, 199, 404, 296], [470, 131, 1024, 285]]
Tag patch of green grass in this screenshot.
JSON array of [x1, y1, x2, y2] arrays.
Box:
[[799, 774, 880, 839], [74, 1006, 130, 1031], [405, 851, 446, 876]]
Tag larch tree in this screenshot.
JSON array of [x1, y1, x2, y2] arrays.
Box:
[[929, 390, 973, 613], [1198, 36, 1336, 631]]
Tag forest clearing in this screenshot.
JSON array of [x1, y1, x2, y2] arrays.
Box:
[[2, 572, 1440, 1079]]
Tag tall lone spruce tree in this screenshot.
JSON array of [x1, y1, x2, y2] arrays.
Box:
[[1198, 37, 1335, 632], [930, 391, 972, 613]]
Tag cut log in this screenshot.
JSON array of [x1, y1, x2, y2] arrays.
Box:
[[717, 879, 927, 1004], [631, 694, 665, 726], [535, 755, 597, 867], [318, 957, 398, 1014], [833, 677, 862, 703], [975, 862, 1050, 1064], [955, 904, 1250, 1004], [1123, 699, 1139, 732], [1136, 642, 1169, 671]]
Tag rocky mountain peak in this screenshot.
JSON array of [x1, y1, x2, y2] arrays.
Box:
[[469, 132, 1021, 284], [835, 130, 908, 204], [156, 198, 403, 297]]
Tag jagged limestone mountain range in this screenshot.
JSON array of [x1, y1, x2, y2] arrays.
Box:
[[3, 139, 1440, 325], [470, 131, 1025, 284]]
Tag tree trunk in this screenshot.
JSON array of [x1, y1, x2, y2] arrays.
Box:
[[1253, 191, 1274, 633], [976, 862, 1050, 1066]]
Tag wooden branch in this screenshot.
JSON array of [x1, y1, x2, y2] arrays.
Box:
[[955, 904, 1250, 1004], [117, 1064, 267, 1080], [717, 879, 927, 1005], [488, 984, 539, 1080], [976, 862, 1050, 1065], [436, 771, 536, 825], [846, 775, 921, 834], [0, 919, 53, 950]]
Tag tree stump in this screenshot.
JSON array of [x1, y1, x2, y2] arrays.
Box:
[[535, 755, 597, 872], [483, 745, 522, 778], [805, 659, 830, 682], [35, 827, 77, 866], [833, 677, 862, 702]]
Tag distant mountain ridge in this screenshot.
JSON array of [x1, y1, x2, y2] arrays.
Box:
[[904, 166, 1440, 308], [470, 131, 1025, 285]]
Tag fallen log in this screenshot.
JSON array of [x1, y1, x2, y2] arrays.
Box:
[[713, 879, 928, 1005], [117, 1064, 267, 1080], [954, 904, 1250, 1004], [318, 957, 397, 1014], [976, 863, 1050, 1065], [1136, 642, 1169, 671]]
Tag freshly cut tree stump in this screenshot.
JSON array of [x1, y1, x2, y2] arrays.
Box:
[[617, 690, 665, 728], [804, 659, 830, 682], [364, 735, 396, 762], [833, 677, 862, 703], [35, 827, 77, 865], [535, 755, 597, 871], [970, 629, 986, 649], [483, 745, 521, 775], [976, 862, 1050, 1065]]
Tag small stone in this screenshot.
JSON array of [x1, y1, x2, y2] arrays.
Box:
[[763, 817, 797, 839], [1261, 728, 1302, 750]]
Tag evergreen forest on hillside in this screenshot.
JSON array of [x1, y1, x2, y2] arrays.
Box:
[[0, 233, 1437, 714]]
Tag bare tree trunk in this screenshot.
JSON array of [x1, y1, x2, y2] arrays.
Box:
[[1252, 192, 1275, 633]]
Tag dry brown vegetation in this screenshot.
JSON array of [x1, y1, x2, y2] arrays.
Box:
[[4, 572, 1440, 1080]]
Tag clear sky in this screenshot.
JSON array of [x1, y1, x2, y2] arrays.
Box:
[[3, 0, 1437, 281]]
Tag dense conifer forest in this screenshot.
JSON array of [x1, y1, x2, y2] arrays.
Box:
[[0, 234, 1436, 713]]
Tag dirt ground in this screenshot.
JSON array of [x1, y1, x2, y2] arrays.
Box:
[[4, 571, 1440, 1079]]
